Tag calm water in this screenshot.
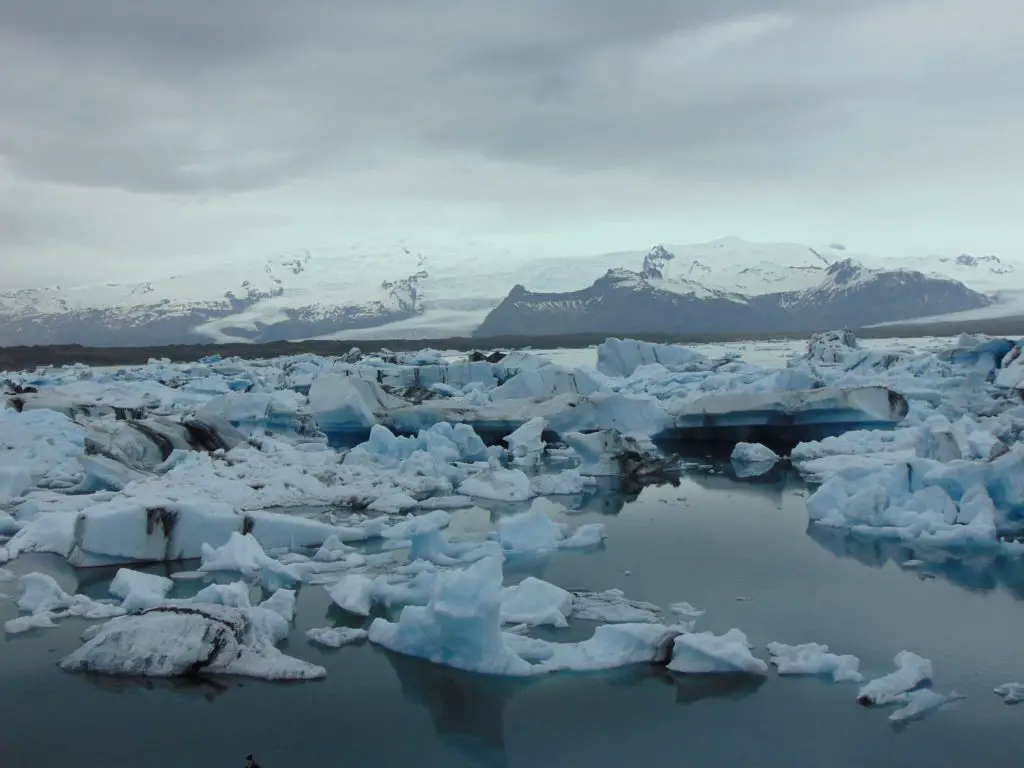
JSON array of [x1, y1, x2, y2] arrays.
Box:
[[2, 468, 1023, 767]]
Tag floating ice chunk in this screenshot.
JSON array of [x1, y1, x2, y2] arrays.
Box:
[[109, 569, 174, 602], [368, 556, 535, 676], [59, 604, 326, 681], [889, 689, 964, 723], [192, 581, 252, 608], [500, 577, 573, 628], [259, 589, 296, 623], [731, 442, 780, 465], [504, 417, 546, 461], [0, 567, 15, 583], [459, 460, 532, 502], [313, 534, 354, 562], [497, 500, 565, 553], [571, 589, 661, 624], [0, 466, 32, 503], [17, 572, 73, 614], [199, 533, 302, 586], [994, 682, 1024, 704], [535, 623, 682, 673], [669, 602, 705, 619], [306, 626, 367, 648], [766, 642, 863, 682], [597, 338, 710, 378], [668, 629, 768, 675], [5, 611, 57, 634], [530, 469, 587, 496], [559, 523, 607, 549], [327, 574, 374, 616], [857, 651, 933, 706]]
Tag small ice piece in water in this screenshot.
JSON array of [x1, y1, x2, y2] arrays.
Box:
[[17, 573, 73, 614], [500, 577, 573, 628], [306, 626, 368, 648], [669, 602, 705, 619], [900, 560, 925, 569], [199, 532, 302, 586], [669, 629, 769, 675], [889, 689, 964, 723], [559, 523, 606, 549], [458, 460, 533, 502], [0, 568, 16, 583], [995, 683, 1024, 704], [5, 611, 57, 634], [109, 569, 174, 601], [766, 642, 863, 683], [731, 442, 779, 465], [497, 500, 564, 553], [857, 651, 933, 706], [571, 589, 661, 623], [327, 574, 374, 616]]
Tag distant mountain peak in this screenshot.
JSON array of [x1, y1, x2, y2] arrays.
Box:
[[641, 245, 675, 280], [825, 258, 866, 285]]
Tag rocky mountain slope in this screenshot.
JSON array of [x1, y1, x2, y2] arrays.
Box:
[[474, 251, 992, 338]]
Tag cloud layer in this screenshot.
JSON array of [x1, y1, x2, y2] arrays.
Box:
[[1, 0, 1021, 286]]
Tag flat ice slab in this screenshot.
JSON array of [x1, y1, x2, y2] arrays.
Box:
[[667, 386, 908, 450]]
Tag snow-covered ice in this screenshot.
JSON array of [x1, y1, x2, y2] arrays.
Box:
[[306, 626, 368, 648], [994, 682, 1024, 704], [856, 651, 933, 706], [668, 629, 769, 675], [767, 642, 863, 682]]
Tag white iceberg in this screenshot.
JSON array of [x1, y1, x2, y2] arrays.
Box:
[[766, 642, 863, 682], [668, 629, 768, 675], [857, 651, 933, 706], [59, 604, 326, 680]]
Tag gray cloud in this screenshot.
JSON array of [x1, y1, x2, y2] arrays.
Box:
[[0, 0, 1021, 285]]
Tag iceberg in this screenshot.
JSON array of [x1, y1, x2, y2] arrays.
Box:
[[766, 642, 863, 682], [59, 604, 326, 681], [368, 556, 536, 676], [667, 387, 908, 450], [994, 682, 1024, 704], [668, 629, 769, 675], [888, 689, 964, 723], [597, 338, 710, 378], [856, 651, 933, 706], [500, 577, 573, 628], [309, 375, 407, 439], [306, 626, 368, 648]]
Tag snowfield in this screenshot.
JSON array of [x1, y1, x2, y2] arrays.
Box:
[[2, 330, 1023, 727]]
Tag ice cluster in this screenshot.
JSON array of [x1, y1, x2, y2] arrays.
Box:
[[0, 331, 1019, 722]]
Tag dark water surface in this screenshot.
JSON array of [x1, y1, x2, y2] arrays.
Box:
[[2, 467, 1023, 767]]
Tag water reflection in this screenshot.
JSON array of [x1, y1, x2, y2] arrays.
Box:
[[806, 522, 1024, 601], [386, 652, 530, 768], [384, 651, 772, 768], [76, 671, 234, 704]]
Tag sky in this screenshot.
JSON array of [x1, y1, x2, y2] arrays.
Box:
[[1, 0, 1022, 289]]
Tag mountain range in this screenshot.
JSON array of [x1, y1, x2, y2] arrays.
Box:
[[0, 239, 1015, 346]]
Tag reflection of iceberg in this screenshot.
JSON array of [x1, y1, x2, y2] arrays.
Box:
[[385, 651, 527, 768], [668, 671, 767, 705], [806, 522, 1024, 600]]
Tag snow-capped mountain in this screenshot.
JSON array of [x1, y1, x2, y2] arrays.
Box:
[[0, 249, 431, 346], [475, 250, 992, 338], [0, 237, 1015, 346]]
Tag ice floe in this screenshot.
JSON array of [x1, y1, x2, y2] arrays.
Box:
[[856, 651, 933, 706]]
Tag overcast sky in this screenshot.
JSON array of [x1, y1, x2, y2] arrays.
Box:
[[1, 0, 1021, 288]]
